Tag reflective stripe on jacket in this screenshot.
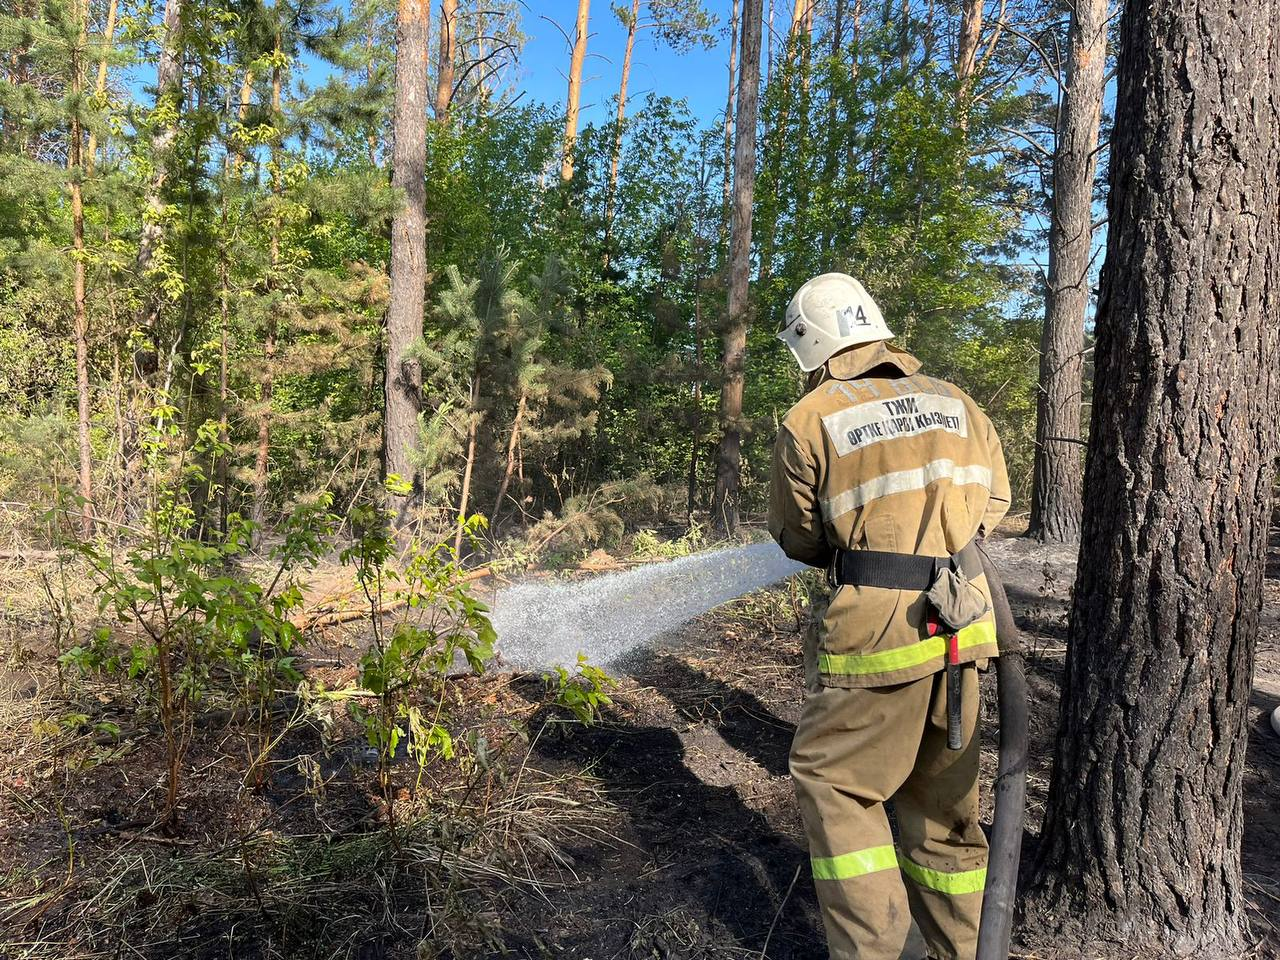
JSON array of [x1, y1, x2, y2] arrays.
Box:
[[768, 341, 1011, 688]]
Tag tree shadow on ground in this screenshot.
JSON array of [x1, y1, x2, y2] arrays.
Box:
[[625, 652, 797, 778], [516, 680, 824, 958]]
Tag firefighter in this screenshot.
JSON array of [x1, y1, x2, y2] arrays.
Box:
[[768, 273, 1010, 960]]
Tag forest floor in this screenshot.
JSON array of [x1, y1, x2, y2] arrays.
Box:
[[2, 521, 1280, 959]]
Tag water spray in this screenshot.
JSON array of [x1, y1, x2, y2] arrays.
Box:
[[487, 541, 1028, 960]]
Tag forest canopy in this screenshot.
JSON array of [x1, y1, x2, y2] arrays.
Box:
[[0, 0, 1055, 543]]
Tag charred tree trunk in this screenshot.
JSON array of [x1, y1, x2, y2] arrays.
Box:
[[560, 0, 591, 182], [711, 0, 762, 534], [1028, 0, 1107, 543], [384, 0, 431, 525], [1023, 1, 1280, 955], [435, 0, 456, 119]]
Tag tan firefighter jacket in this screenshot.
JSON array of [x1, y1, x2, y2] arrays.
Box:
[[768, 341, 1010, 689]]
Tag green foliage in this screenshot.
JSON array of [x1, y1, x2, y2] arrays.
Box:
[[337, 493, 495, 814], [544, 653, 617, 726], [47, 404, 338, 820]]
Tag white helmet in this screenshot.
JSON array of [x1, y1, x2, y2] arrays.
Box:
[[777, 273, 893, 372]]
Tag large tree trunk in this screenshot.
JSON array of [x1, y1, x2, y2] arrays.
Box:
[[434, 0, 456, 119], [70, 0, 92, 537], [1027, 0, 1107, 543], [1023, 1, 1280, 955], [384, 0, 431, 524], [711, 0, 762, 534], [560, 0, 591, 182]]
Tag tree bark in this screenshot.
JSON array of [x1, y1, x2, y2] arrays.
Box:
[[1027, 0, 1107, 543], [711, 0, 762, 534], [454, 375, 481, 553], [251, 52, 284, 535], [560, 0, 591, 182], [722, 0, 739, 217], [84, 0, 117, 174], [954, 0, 981, 90], [385, 0, 431, 525], [492, 389, 527, 523], [70, 0, 93, 537], [434, 0, 456, 119], [132, 0, 183, 319], [603, 0, 640, 256], [1023, 0, 1280, 955]]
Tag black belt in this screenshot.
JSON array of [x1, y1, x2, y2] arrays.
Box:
[[829, 541, 983, 590]]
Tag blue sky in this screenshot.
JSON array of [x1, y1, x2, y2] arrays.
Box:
[[512, 1, 741, 129]]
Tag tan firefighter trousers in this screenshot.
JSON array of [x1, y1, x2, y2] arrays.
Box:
[[790, 664, 986, 960]]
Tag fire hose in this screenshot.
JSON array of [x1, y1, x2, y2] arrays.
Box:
[[974, 545, 1029, 960]]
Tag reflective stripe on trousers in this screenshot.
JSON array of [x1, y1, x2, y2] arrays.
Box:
[[811, 844, 987, 896]]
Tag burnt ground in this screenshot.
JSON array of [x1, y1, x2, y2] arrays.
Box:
[[2, 524, 1280, 959]]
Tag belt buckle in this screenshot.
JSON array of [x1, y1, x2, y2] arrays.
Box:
[[826, 552, 839, 589]]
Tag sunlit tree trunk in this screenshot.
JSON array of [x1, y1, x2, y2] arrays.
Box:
[[385, 0, 431, 525], [435, 0, 456, 119], [132, 0, 183, 322], [1028, 0, 1108, 543], [84, 0, 117, 173], [70, 0, 92, 537], [251, 50, 284, 535], [560, 0, 591, 182], [1024, 0, 1280, 954], [603, 0, 640, 259], [711, 0, 762, 533], [722, 0, 739, 216]]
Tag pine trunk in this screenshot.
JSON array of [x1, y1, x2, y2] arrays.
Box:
[[603, 0, 640, 258], [560, 0, 591, 182], [711, 0, 762, 534], [84, 0, 117, 173], [1027, 0, 1107, 543], [384, 0, 430, 524], [722, 0, 739, 216], [954, 0, 981, 115], [435, 0, 456, 119], [70, 0, 92, 537], [454, 376, 481, 554], [492, 390, 527, 523], [1024, 1, 1280, 955], [251, 56, 283, 535], [133, 0, 183, 318]]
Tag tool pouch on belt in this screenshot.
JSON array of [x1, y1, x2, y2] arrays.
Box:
[[924, 562, 990, 633]]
